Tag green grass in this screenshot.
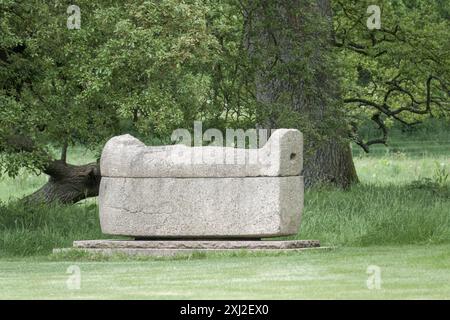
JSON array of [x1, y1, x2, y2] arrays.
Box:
[[0, 201, 112, 257], [353, 156, 449, 185], [0, 245, 448, 299], [293, 184, 450, 247]]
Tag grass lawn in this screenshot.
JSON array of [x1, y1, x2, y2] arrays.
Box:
[[0, 245, 449, 299]]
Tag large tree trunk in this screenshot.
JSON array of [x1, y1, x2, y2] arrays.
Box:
[[247, 0, 358, 188], [303, 139, 358, 188], [23, 160, 101, 205]]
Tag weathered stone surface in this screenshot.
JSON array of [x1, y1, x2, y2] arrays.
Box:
[[54, 245, 327, 257], [98, 128, 304, 239], [73, 239, 320, 249], [100, 129, 303, 178], [99, 176, 303, 238]]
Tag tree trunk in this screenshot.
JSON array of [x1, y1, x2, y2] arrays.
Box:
[[23, 160, 101, 205], [303, 139, 358, 188], [247, 0, 358, 188]]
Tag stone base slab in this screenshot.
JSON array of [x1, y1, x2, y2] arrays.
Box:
[[73, 239, 320, 249], [53, 239, 322, 257]]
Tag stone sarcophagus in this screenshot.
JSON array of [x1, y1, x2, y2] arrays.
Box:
[[99, 129, 304, 239]]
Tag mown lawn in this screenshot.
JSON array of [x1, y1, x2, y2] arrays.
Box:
[[0, 245, 449, 299]]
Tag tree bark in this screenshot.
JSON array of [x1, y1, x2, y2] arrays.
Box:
[[303, 139, 358, 188], [247, 0, 358, 188], [23, 160, 101, 205]]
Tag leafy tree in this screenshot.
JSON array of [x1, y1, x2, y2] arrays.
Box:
[[333, 0, 449, 150], [1, 0, 220, 203]]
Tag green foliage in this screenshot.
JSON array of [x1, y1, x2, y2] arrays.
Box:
[[433, 161, 449, 186], [408, 161, 449, 197], [353, 118, 450, 157], [0, 0, 347, 177], [0, 0, 233, 176], [334, 0, 450, 148]]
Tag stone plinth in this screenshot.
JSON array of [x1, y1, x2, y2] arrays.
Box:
[[54, 240, 323, 257], [73, 239, 320, 249]]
